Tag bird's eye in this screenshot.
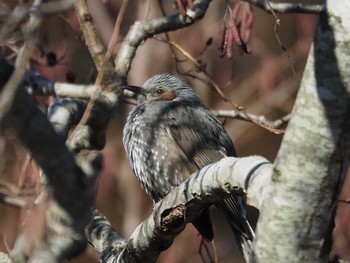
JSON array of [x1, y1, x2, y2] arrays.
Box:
[[156, 88, 165, 94]]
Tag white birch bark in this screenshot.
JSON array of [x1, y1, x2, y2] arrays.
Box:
[[252, 1, 350, 262]]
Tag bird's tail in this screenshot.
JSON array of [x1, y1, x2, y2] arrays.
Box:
[[216, 196, 255, 262], [192, 208, 214, 242]]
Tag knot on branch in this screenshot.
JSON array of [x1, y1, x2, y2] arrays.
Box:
[[223, 182, 242, 194], [82, 13, 93, 22], [161, 204, 186, 231]]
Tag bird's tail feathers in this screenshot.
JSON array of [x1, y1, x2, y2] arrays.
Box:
[[192, 208, 214, 242], [216, 196, 255, 262]]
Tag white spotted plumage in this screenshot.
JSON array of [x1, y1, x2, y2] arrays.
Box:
[[123, 74, 254, 260]]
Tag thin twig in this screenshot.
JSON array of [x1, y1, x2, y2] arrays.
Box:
[[0, 0, 75, 42], [0, 192, 29, 208], [114, 0, 211, 83], [241, 0, 324, 14], [212, 110, 291, 129], [338, 198, 350, 204], [68, 0, 128, 147], [0, 0, 43, 119], [153, 36, 285, 134], [266, 0, 297, 78], [74, 0, 118, 84]]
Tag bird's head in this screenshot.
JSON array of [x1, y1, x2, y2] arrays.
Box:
[[123, 74, 198, 104]]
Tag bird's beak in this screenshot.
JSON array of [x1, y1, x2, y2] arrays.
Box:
[[122, 85, 144, 94], [122, 85, 145, 104]]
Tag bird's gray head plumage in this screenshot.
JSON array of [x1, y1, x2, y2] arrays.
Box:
[[129, 73, 200, 104]]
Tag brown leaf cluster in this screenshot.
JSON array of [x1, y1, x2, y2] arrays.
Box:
[[218, 1, 253, 59]]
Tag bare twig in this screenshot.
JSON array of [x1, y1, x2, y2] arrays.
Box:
[[0, 0, 43, 119], [23, 70, 97, 98], [0, 0, 76, 41], [241, 0, 324, 14], [0, 192, 28, 208], [61, 0, 212, 151], [213, 110, 291, 129], [68, 0, 129, 147], [114, 0, 211, 84], [265, 0, 297, 78], [37, 0, 76, 14], [154, 36, 285, 134], [0, 181, 39, 209], [57, 0, 126, 151], [53, 83, 96, 98], [74, 0, 115, 83], [0, 4, 28, 40]]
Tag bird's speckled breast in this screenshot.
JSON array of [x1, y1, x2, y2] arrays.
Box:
[[123, 102, 196, 202]]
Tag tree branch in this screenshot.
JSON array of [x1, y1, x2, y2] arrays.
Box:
[[242, 0, 324, 14], [24, 69, 290, 131], [0, 0, 76, 41], [0, 0, 43, 119], [24, 71, 97, 99], [212, 110, 290, 129], [74, 0, 117, 85], [0, 56, 101, 262], [114, 0, 211, 84], [91, 156, 271, 263], [21, 69, 116, 150], [86, 208, 126, 263], [52, 0, 212, 151]]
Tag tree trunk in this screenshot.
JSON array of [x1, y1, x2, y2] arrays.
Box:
[[252, 1, 350, 262]]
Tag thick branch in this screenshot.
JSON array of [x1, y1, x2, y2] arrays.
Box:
[[86, 208, 126, 263], [0, 57, 101, 262], [83, 156, 271, 263], [114, 0, 211, 84], [23, 70, 97, 99], [49, 83, 97, 98], [114, 156, 272, 263]]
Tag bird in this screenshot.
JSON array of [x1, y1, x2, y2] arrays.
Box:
[[122, 73, 254, 261]]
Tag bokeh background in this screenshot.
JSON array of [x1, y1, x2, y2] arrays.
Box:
[[0, 0, 328, 262]]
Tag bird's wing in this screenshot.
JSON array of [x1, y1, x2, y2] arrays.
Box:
[[166, 105, 236, 167], [166, 104, 255, 246]]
